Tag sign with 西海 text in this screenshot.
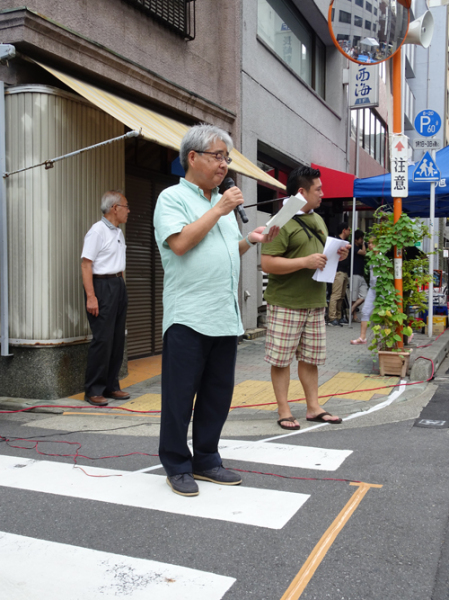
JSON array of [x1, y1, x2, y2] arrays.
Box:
[[391, 134, 409, 198], [349, 63, 379, 109]]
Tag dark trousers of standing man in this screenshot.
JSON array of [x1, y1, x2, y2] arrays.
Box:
[[85, 276, 128, 397], [159, 324, 238, 477]]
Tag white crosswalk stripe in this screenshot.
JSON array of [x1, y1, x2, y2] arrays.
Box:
[[0, 531, 236, 600], [216, 439, 353, 470], [0, 455, 309, 529], [0, 438, 354, 599]]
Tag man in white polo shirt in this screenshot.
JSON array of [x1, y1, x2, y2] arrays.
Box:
[[81, 190, 130, 406]]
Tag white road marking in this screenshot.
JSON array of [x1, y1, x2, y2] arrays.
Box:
[[133, 463, 163, 473], [261, 381, 408, 442], [216, 439, 352, 471], [0, 456, 309, 529], [0, 531, 235, 600]]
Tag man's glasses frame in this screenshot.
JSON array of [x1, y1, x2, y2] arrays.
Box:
[[193, 150, 232, 165]]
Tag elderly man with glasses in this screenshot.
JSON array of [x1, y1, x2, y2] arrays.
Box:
[[154, 124, 278, 497], [81, 190, 131, 407]]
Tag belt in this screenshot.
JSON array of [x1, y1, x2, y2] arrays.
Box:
[[93, 272, 123, 279]]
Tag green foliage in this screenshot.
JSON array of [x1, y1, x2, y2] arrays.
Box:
[[367, 208, 430, 354]]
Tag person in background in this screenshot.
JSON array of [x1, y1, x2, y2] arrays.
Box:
[[328, 222, 351, 326], [351, 238, 376, 344], [81, 191, 131, 406], [351, 229, 368, 322]]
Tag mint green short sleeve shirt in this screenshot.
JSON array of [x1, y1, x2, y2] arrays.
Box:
[[154, 178, 244, 337]]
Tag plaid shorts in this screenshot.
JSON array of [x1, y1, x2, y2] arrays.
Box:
[[264, 305, 326, 368]]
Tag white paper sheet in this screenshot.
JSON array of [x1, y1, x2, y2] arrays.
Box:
[[262, 193, 307, 234], [312, 237, 350, 283]]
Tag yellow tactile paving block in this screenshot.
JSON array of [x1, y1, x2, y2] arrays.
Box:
[[318, 372, 399, 401], [120, 356, 162, 387], [69, 367, 400, 416], [229, 380, 307, 411], [68, 355, 163, 400], [119, 394, 162, 416], [229, 372, 400, 411]]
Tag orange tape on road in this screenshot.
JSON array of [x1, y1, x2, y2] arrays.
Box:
[[280, 482, 383, 600]]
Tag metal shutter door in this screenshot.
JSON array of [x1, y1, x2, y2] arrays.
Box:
[[125, 172, 178, 358]]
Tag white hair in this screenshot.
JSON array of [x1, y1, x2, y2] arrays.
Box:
[[179, 124, 233, 171], [100, 190, 124, 214]]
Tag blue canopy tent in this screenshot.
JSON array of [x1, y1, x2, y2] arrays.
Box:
[[353, 145, 449, 217]]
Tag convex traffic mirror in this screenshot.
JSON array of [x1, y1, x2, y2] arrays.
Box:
[[328, 0, 410, 65]]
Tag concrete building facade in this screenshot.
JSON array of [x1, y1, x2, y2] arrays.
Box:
[[0, 1, 247, 398], [1, 1, 421, 399], [239, 0, 351, 329]]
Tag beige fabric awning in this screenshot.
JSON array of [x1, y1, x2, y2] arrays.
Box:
[[37, 62, 286, 190]]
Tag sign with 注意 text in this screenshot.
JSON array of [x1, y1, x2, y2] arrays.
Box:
[[391, 134, 409, 198]]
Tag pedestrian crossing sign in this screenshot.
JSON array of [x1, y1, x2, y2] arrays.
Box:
[[413, 151, 441, 182]]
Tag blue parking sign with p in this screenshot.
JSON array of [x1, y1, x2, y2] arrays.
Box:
[[414, 110, 441, 137]]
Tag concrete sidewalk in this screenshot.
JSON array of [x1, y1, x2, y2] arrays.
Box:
[[1, 324, 448, 435]]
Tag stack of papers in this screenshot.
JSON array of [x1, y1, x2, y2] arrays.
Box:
[[262, 193, 307, 235], [312, 238, 350, 283]]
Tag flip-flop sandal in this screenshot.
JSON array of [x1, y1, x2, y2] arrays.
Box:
[[350, 337, 367, 345], [306, 411, 342, 424], [277, 416, 301, 430]]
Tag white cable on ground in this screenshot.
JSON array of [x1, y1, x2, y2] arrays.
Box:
[[260, 380, 407, 442]]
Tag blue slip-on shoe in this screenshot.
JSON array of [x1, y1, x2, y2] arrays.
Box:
[[166, 473, 199, 496], [193, 464, 242, 485]]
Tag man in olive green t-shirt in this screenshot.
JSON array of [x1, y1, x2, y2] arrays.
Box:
[[261, 166, 349, 430]]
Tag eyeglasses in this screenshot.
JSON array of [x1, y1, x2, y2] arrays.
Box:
[[115, 204, 130, 209], [194, 150, 232, 165]]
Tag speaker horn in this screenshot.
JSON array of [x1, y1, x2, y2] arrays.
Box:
[[404, 11, 434, 48]]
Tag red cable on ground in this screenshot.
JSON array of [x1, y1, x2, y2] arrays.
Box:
[[1, 434, 160, 477], [415, 330, 445, 348], [232, 467, 362, 484], [0, 357, 435, 414], [0, 357, 434, 480]]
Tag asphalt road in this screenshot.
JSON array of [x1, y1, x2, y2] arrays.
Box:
[[1, 371, 449, 599]]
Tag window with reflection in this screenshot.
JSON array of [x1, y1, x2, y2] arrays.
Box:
[[257, 0, 326, 98], [351, 108, 387, 168]]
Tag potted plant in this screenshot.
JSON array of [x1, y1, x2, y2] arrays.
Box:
[[367, 208, 430, 377]]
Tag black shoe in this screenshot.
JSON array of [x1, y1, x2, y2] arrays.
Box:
[[328, 319, 343, 327], [193, 464, 242, 485], [166, 473, 199, 496], [339, 317, 349, 325]]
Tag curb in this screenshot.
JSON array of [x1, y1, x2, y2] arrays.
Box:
[[0, 398, 84, 414], [409, 329, 449, 382], [243, 328, 266, 340]]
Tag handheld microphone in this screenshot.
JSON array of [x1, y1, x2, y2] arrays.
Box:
[[223, 177, 248, 223]]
